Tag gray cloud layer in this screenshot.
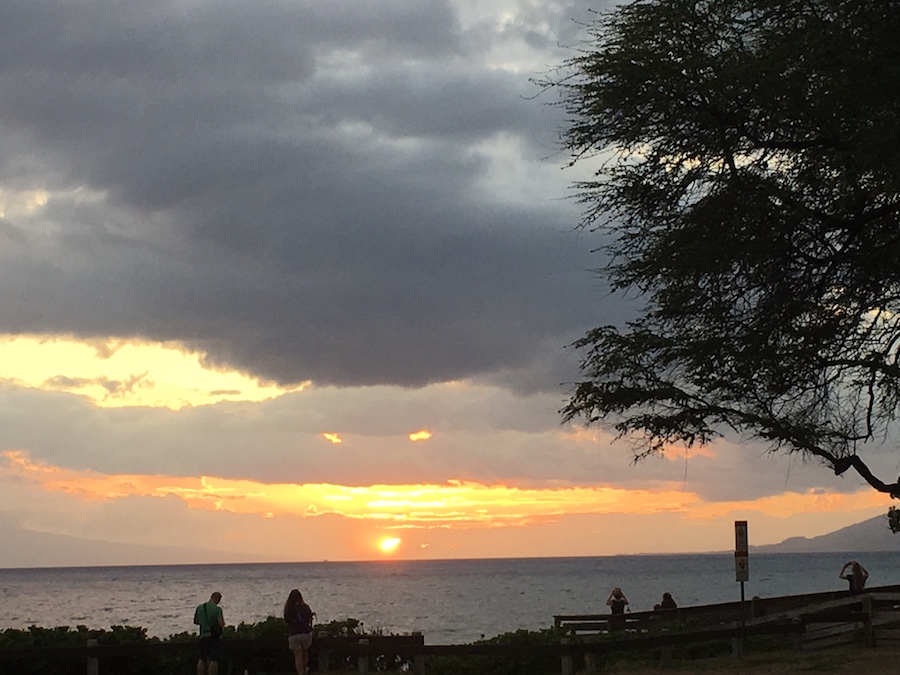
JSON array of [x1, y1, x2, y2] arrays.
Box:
[[0, 383, 878, 502], [0, 0, 618, 389]]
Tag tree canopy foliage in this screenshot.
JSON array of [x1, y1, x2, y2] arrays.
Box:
[[548, 0, 900, 501]]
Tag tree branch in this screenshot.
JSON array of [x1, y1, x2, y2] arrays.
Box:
[[820, 452, 900, 499]]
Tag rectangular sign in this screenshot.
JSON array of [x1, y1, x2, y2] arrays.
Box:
[[734, 520, 748, 553], [734, 520, 749, 582]]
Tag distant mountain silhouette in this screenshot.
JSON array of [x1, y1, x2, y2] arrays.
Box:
[[752, 515, 900, 553], [0, 518, 262, 568]]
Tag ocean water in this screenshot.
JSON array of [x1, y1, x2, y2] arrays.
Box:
[[1, 551, 899, 644]]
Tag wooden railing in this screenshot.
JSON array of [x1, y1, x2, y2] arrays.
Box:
[[554, 587, 900, 661], [554, 583, 900, 635]]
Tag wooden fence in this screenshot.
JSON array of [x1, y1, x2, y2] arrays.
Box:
[[554, 583, 900, 635], [553, 585, 900, 670], [4, 586, 900, 673]]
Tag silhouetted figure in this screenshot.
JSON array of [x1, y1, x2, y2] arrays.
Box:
[[839, 561, 869, 595], [194, 591, 225, 675], [654, 592, 677, 610], [284, 589, 315, 675], [606, 587, 628, 631]]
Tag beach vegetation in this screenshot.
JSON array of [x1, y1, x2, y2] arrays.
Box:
[[0, 616, 369, 674], [543, 0, 900, 513], [2, 618, 900, 673], [426, 626, 566, 675], [0, 623, 174, 674]]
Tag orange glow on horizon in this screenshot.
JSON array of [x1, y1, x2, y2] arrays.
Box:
[[323, 433, 343, 444], [0, 449, 891, 534], [409, 430, 432, 442]]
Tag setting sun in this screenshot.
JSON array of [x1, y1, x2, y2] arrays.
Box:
[[379, 537, 401, 554]]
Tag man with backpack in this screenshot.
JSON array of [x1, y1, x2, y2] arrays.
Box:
[[194, 591, 225, 675]]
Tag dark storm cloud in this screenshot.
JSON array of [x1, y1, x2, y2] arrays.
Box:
[[0, 0, 617, 389]]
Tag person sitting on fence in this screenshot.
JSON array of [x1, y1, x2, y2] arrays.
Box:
[[839, 561, 869, 595], [606, 587, 629, 630], [654, 592, 677, 611]]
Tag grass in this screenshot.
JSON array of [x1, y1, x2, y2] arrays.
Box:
[[287, 644, 900, 674], [601, 644, 900, 674]]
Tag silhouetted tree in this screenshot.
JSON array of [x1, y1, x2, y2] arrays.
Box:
[[545, 0, 900, 520]]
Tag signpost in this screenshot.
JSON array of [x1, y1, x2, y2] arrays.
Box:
[[734, 520, 749, 583], [734, 520, 749, 631]]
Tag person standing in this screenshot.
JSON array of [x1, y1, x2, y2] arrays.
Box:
[[284, 589, 315, 675], [839, 561, 870, 595], [194, 591, 225, 675], [606, 586, 628, 613], [606, 587, 628, 631]]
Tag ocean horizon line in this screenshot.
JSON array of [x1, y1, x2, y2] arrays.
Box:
[[2, 547, 885, 573]]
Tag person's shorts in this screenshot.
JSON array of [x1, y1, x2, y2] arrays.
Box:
[[199, 636, 222, 662], [288, 632, 312, 651]]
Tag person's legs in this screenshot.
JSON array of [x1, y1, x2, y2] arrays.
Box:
[[289, 633, 312, 673], [198, 636, 212, 675], [208, 637, 221, 675]]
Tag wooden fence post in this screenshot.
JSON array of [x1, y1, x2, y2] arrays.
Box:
[[317, 645, 330, 672], [413, 633, 425, 675], [86, 638, 99, 675], [358, 638, 369, 673], [560, 637, 573, 675], [659, 645, 673, 667], [862, 594, 875, 647]]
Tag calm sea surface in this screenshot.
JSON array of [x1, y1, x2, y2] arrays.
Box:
[[1, 552, 898, 644]]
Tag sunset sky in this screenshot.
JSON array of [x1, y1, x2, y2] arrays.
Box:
[[0, 0, 895, 568]]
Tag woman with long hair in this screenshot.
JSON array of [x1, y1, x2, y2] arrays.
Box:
[[839, 561, 870, 595], [283, 589, 315, 675]]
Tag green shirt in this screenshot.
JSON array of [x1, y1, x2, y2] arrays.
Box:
[[194, 601, 223, 638]]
